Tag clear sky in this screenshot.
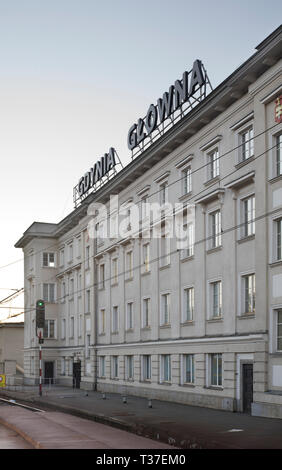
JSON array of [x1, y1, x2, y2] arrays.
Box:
[[0, 0, 280, 293]]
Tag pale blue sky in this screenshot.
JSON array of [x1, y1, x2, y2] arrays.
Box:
[[0, 0, 280, 291]]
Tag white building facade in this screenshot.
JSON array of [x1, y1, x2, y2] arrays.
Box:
[[15, 27, 282, 418]]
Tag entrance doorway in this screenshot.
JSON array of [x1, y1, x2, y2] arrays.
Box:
[[73, 361, 81, 389], [44, 361, 54, 385], [242, 363, 253, 414]]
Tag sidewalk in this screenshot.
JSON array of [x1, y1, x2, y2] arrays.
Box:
[[1, 385, 282, 449]]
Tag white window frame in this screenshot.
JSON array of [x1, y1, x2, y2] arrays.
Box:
[[42, 283, 56, 303], [111, 356, 119, 379], [42, 252, 56, 268], [112, 306, 119, 333], [240, 193, 255, 238], [208, 279, 222, 319], [160, 292, 171, 326], [182, 286, 194, 322], [207, 147, 220, 180], [125, 250, 133, 280], [85, 289, 91, 313], [61, 318, 66, 340], [160, 354, 171, 383], [208, 353, 223, 388], [43, 319, 56, 339], [142, 297, 151, 328], [111, 257, 118, 285], [241, 273, 256, 315], [141, 355, 151, 381], [99, 356, 106, 378], [209, 209, 222, 249], [181, 354, 195, 384], [126, 301, 134, 330], [182, 166, 192, 195], [125, 355, 134, 380], [99, 263, 105, 289], [99, 308, 106, 335], [142, 243, 150, 273], [238, 124, 254, 163]]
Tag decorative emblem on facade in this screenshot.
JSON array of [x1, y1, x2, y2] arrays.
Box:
[[275, 95, 282, 123]]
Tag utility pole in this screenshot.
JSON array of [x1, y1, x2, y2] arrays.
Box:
[[36, 300, 45, 397]]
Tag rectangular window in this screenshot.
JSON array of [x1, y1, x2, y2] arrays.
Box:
[[276, 218, 282, 261], [160, 231, 170, 267], [141, 196, 149, 220], [243, 274, 255, 314], [210, 353, 222, 387], [61, 357, 65, 376], [160, 182, 168, 205], [240, 127, 254, 161], [112, 306, 118, 332], [85, 334, 91, 359], [112, 258, 118, 284], [69, 244, 73, 262], [277, 310, 282, 351], [142, 355, 151, 381], [43, 252, 55, 268], [60, 249, 65, 266], [208, 148, 219, 179], [183, 354, 195, 384], [85, 290, 90, 313], [211, 281, 222, 318], [85, 246, 90, 269], [161, 293, 170, 325], [112, 356, 119, 378], [276, 134, 282, 176], [143, 244, 150, 272], [70, 278, 74, 297], [99, 356, 106, 377], [242, 195, 255, 237], [99, 264, 105, 289], [125, 355, 134, 380], [43, 283, 55, 303], [61, 318, 66, 339], [76, 237, 81, 258], [210, 210, 222, 248], [43, 320, 55, 339], [182, 167, 192, 194], [126, 302, 133, 330], [183, 287, 194, 322], [126, 251, 133, 279], [99, 309, 105, 334], [160, 354, 171, 382], [70, 317, 74, 338], [142, 298, 150, 328]]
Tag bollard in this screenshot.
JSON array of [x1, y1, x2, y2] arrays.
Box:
[[102, 393, 106, 400], [148, 399, 152, 408], [123, 396, 127, 404]]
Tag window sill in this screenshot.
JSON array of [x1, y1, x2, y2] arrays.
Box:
[[125, 328, 134, 333], [235, 155, 255, 170], [206, 245, 222, 254], [125, 277, 133, 283], [159, 381, 172, 386], [207, 317, 223, 323], [111, 331, 119, 335], [238, 313, 255, 319], [160, 324, 171, 329], [204, 385, 224, 391], [181, 320, 194, 326], [269, 259, 282, 268], [180, 255, 194, 263], [180, 383, 196, 388], [111, 282, 119, 287], [140, 379, 151, 384], [204, 175, 220, 187], [98, 333, 106, 337], [268, 174, 282, 184], [141, 270, 151, 276], [178, 191, 192, 202], [238, 234, 255, 244], [159, 263, 171, 271], [141, 326, 151, 331]]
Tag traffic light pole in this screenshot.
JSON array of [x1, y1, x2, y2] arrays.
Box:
[[39, 331, 42, 397]]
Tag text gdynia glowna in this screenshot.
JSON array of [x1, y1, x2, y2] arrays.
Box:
[[78, 147, 116, 197], [127, 59, 205, 151]]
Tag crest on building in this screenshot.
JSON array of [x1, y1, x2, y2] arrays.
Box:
[[275, 95, 282, 123]]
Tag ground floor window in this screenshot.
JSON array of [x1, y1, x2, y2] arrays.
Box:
[[210, 353, 222, 387], [160, 354, 171, 383], [182, 354, 195, 384]]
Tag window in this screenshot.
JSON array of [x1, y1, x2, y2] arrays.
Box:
[[160, 230, 170, 267], [85, 290, 90, 313], [43, 252, 55, 268], [76, 237, 81, 258], [99, 309, 105, 334], [43, 283, 55, 303], [211, 281, 222, 318], [181, 215, 194, 258], [112, 306, 118, 333], [61, 319, 66, 339], [112, 258, 118, 284], [85, 334, 91, 359], [99, 264, 105, 289], [85, 246, 90, 269], [183, 287, 194, 322], [79, 314, 83, 337], [126, 251, 133, 279], [142, 244, 150, 273], [243, 274, 255, 314], [68, 243, 73, 262], [210, 210, 222, 248], [142, 355, 151, 381], [207, 148, 219, 179], [70, 278, 74, 297], [160, 355, 171, 382], [276, 134, 282, 176], [126, 302, 133, 330], [141, 195, 149, 220], [125, 355, 134, 380], [142, 298, 150, 328], [182, 167, 192, 195], [277, 310, 282, 351], [99, 356, 106, 377], [240, 127, 254, 161], [182, 354, 195, 384], [60, 249, 65, 266], [70, 317, 74, 338], [161, 293, 170, 326], [160, 182, 168, 205], [43, 320, 55, 339], [210, 353, 222, 387], [61, 282, 66, 302], [61, 358, 66, 376], [112, 356, 119, 379], [276, 218, 282, 261], [242, 195, 255, 237]]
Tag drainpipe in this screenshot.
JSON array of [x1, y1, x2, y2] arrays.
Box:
[[93, 235, 98, 391]]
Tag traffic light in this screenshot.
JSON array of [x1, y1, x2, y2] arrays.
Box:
[[36, 299, 45, 329]]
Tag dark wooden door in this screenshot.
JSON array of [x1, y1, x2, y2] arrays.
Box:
[[243, 363, 253, 414], [44, 362, 54, 384], [73, 361, 81, 389]]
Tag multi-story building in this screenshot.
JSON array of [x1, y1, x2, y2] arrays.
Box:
[[15, 26, 282, 418]]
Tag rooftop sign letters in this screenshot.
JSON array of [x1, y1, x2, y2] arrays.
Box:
[[127, 60, 210, 154], [78, 147, 117, 198]]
